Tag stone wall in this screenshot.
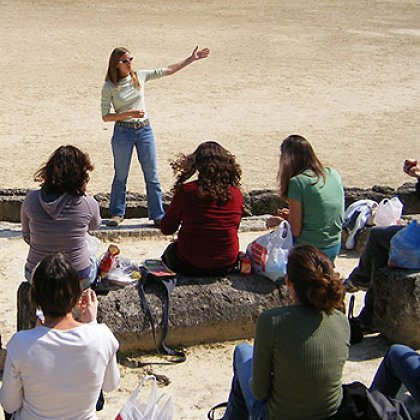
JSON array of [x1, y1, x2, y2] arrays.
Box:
[[372, 266, 420, 348], [0, 183, 419, 222]]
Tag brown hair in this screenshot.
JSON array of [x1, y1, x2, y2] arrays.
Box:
[[287, 244, 344, 314], [30, 253, 82, 318], [105, 47, 140, 89], [34, 145, 93, 195], [277, 135, 325, 199], [171, 141, 242, 205]]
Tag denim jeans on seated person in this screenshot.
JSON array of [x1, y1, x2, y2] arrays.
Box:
[[320, 242, 341, 264], [109, 124, 164, 221], [370, 344, 420, 403], [25, 256, 97, 290], [347, 225, 403, 326], [222, 343, 267, 420]]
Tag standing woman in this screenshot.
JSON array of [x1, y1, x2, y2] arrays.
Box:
[[160, 141, 243, 276], [266, 135, 344, 262], [101, 45, 210, 227]]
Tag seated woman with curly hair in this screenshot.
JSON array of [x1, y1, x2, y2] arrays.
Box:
[[219, 244, 349, 420], [160, 141, 243, 276], [21, 145, 101, 289]]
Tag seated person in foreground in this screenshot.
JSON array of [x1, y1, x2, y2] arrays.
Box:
[[370, 344, 420, 406], [160, 141, 243, 276], [266, 135, 344, 262], [0, 253, 120, 419], [220, 245, 349, 420], [21, 145, 101, 289], [343, 158, 420, 331]]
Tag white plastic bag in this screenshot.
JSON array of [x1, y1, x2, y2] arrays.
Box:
[[85, 233, 100, 256], [115, 375, 173, 420], [246, 221, 294, 282], [374, 197, 403, 227], [106, 256, 141, 286]]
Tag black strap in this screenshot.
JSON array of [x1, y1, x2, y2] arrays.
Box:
[[137, 274, 186, 364], [348, 295, 363, 345], [207, 402, 228, 420], [348, 295, 356, 320]]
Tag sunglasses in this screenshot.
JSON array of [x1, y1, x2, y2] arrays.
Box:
[[118, 56, 134, 64]]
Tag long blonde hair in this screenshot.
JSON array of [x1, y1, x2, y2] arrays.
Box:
[[105, 47, 140, 89]]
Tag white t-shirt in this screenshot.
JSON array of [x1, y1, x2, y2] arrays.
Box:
[[101, 69, 165, 122], [0, 322, 120, 420]]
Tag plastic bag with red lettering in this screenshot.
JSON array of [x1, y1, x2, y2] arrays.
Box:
[[246, 221, 293, 282]]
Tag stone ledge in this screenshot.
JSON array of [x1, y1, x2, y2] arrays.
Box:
[[17, 274, 286, 352], [373, 266, 420, 348], [0, 183, 418, 222], [0, 216, 271, 242]]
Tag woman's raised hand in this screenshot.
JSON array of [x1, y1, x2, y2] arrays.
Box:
[[78, 289, 98, 323], [191, 46, 210, 61], [403, 159, 420, 178]]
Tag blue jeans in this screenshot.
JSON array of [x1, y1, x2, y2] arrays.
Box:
[[320, 242, 341, 263], [370, 344, 420, 403], [109, 124, 164, 220], [222, 343, 267, 420], [25, 256, 97, 290]]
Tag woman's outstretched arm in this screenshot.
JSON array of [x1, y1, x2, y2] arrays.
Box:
[[163, 46, 210, 76]]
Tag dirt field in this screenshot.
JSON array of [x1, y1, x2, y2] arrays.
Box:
[[1, 0, 419, 196], [0, 0, 419, 418]]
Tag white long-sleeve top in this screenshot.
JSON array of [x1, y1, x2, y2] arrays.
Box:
[[0, 322, 120, 420]]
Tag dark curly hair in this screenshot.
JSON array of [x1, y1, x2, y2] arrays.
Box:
[[287, 244, 345, 314], [30, 253, 82, 318], [34, 145, 94, 195], [171, 141, 242, 205]]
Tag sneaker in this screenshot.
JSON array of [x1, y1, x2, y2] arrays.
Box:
[[107, 216, 124, 227], [343, 278, 369, 293], [153, 219, 162, 228]]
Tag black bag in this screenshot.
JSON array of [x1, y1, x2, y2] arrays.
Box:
[[335, 381, 413, 420], [348, 295, 363, 344], [366, 390, 413, 420]]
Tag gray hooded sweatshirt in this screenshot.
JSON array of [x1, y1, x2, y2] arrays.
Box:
[[21, 189, 101, 275]]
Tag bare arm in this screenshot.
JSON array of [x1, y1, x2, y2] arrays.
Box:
[[287, 199, 302, 237], [163, 46, 210, 76], [102, 109, 144, 123]]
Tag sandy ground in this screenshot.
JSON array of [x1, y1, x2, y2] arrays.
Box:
[[0, 228, 393, 419], [0, 0, 420, 195], [1, 0, 420, 418]]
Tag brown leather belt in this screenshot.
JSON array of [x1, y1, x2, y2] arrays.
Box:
[[115, 118, 150, 129]]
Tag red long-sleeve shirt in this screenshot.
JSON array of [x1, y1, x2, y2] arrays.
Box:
[[161, 181, 243, 269]]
